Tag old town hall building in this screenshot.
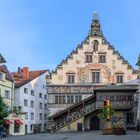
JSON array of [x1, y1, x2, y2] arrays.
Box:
[[46, 13, 137, 116], [46, 13, 139, 132]]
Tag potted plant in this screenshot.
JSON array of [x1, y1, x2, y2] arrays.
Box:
[[112, 122, 126, 135]]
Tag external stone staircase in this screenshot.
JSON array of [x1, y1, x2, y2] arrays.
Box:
[[50, 103, 97, 132]]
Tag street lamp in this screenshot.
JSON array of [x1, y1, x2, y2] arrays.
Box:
[[136, 54, 140, 131]]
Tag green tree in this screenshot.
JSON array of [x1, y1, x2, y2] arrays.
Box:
[[0, 96, 9, 126], [98, 107, 115, 129]]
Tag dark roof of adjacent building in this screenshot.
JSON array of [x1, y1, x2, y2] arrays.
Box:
[[12, 69, 48, 88], [0, 53, 6, 63], [0, 65, 14, 82]]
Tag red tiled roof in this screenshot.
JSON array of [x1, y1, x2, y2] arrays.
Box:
[[0, 65, 14, 82], [12, 70, 48, 88]]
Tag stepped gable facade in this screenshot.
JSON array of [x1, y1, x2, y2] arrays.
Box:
[[46, 13, 137, 116]]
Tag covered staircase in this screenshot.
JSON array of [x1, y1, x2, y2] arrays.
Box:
[[48, 94, 97, 132]]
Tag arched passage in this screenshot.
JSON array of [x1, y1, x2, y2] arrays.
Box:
[[90, 116, 100, 130]]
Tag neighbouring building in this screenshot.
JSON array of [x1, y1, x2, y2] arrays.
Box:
[[0, 53, 14, 109], [0, 53, 25, 136], [46, 12, 138, 117], [12, 67, 49, 134]]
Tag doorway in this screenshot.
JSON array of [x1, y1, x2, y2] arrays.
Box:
[[90, 116, 100, 130], [77, 123, 82, 131]]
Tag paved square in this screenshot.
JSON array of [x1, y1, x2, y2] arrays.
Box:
[[4, 131, 140, 140]]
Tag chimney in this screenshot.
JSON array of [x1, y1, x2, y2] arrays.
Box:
[[22, 67, 29, 78], [18, 67, 21, 74]]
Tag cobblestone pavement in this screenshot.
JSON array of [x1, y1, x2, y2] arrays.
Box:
[[3, 131, 140, 140]]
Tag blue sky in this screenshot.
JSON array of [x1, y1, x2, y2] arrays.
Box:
[[0, 0, 140, 72]]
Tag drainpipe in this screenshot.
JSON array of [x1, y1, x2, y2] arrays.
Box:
[[136, 54, 140, 131], [136, 69, 140, 131], [11, 81, 15, 111]]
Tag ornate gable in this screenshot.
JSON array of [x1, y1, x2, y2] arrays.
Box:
[[48, 12, 137, 85]]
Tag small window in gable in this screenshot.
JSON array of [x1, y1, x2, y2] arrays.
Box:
[[99, 54, 106, 63], [67, 75, 75, 84], [116, 74, 124, 83], [85, 55, 92, 63], [0, 72, 5, 80]]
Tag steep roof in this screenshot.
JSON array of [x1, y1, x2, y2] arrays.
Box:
[[13, 70, 48, 88], [0, 65, 14, 82]]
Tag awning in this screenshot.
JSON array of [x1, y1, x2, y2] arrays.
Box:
[[15, 120, 23, 125], [4, 120, 13, 125]]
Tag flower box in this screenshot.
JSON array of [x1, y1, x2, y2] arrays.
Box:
[[102, 128, 113, 135], [113, 128, 126, 135]]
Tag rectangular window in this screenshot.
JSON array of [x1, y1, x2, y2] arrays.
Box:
[[67, 96, 70, 103], [14, 121, 20, 133], [75, 95, 82, 103], [39, 103, 43, 109], [24, 99, 28, 107], [44, 123, 47, 130], [44, 104, 47, 110], [44, 114, 47, 120], [67, 75, 75, 84], [92, 71, 100, 83], [59, 96, 62, 104], [30, 124, 33, 131], [31, 90, 34, 96], [71, 96, 74, 103], [55, 96, 58, 104], [85, 55, 92, 63], [31, 101, 34, 108], [126, 112, 134, 125], [67, 95, 74, 104], [25, 112, 28, 120], [31, 113, 34, 120], [39, 93, 42, 98], [55, 95, 66, 104], [40, 113, 42, 120], [24, 88, 28, 94], [44, 95, 47, 100], [116, 75, 123, 83], [0, 73, 3, 80], [99, 55, 106, 63], [5, 90, 10, 99], [62, 96, 66, 104]]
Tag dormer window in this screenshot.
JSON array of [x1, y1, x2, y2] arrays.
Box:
[[0, 72, 5, 80]]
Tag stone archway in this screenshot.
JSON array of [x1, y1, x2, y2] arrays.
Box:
[[90, 116, 100, 130]]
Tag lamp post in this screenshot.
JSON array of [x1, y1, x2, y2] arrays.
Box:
[[136, 54, 140, 131]]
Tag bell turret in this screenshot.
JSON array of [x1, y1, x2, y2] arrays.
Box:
[[89, 12, 103, 37]]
